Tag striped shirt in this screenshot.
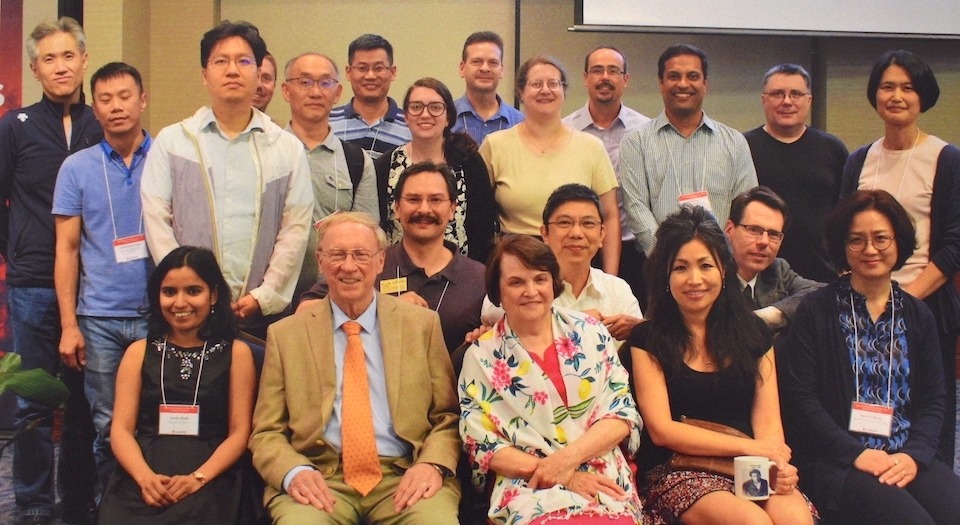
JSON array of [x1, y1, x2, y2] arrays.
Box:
[[329, 97, 411, 160], [620, 111, 757, 254]]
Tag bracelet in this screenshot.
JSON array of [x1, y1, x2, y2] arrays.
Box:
[[193, 471, 206, 485], [429, 463, 447, 478]]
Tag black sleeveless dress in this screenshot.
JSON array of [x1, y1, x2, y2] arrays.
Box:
[[98, 336, 243, 524]]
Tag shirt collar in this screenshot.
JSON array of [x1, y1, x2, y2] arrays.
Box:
[[331, 293, 378, 333], [201, 106, 264, 137], [98, 130, 153, 162], [341, 97, 403, 122], [393, 241, 461, 283], [653, 110, 717, 135], [455, 94, 507, 120]]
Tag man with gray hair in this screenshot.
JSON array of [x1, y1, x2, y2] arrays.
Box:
[[0, 16, 101, 525], [744, 63, 848, 283], [280, 52, 379, 307]]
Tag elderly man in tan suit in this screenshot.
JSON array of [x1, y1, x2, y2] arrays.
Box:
[[249, 212, 461, 524]]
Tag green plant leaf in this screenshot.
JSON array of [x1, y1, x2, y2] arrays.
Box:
[[0, 352, 21, 375], [4, 369, 69, 408]]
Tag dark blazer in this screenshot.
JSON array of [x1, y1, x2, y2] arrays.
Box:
[[777, 281, 945, 512], [754, 257, 824, 322], [742, 478, 769, 497], [249, 293, 461, 502]]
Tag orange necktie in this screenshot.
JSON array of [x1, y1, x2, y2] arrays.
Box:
[[340, 321, 382, 495]]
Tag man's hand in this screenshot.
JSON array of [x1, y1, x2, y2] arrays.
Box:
[[396, 291, 429, 308], [464, 324, 492, 344], [393, 462, 443, 513], [288, 469, 336, 512], [59, 324, 86, 370], [232, 294, 261, 320], [601, 314, 642, 341]]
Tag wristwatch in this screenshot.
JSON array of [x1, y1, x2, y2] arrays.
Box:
[[193, 471, 206, 485]]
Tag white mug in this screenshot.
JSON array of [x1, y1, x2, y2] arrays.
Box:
[[734, 455, 777, 500]]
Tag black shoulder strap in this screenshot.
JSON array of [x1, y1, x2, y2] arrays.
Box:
[[341, 140, 365, 197]]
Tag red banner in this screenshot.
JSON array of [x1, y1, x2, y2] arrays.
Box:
[[0, 0, 22, 349]]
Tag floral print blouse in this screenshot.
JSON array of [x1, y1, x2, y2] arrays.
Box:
[[459, 306, 643, 524]]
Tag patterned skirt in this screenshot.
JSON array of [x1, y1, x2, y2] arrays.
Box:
[[639, 464, 819, 525]]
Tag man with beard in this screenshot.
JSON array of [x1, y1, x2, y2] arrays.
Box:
[[620, 44, 757, 257], [330, 34, 410, 159], [563, 46, 649, 303], [724, 186, 821, 332], [299, 161, 485, 352], [452, 31, 524, 146]]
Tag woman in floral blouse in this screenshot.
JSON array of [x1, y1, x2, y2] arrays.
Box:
[[459, 235, 642, 524]]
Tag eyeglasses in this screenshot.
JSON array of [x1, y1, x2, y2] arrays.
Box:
[[207, 56, 256, 70], [587, 66, 625, 77], [527, 79, 565, 91], [350, 63, 391, 75], [286, 77, 339, 91], [763, 90, 810, 101], [547, 218, 602, 231], [846, 235, 894, 252], [399, 195, 450, 207], [320, 249, 382, 264], [406, 102, 446, 117], [738, 224, 785, 243], [260, 72, 276, 84]]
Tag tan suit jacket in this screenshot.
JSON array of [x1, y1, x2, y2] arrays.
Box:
[[249, 293, 460, 500]]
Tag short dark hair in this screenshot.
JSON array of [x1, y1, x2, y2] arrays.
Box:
[[200, 20, 268, 68], [584, 45, 627, 74], [147, 246, 238, 342], [866, 50, 940, 113], [823, 190, 916, 273], [729, 186, 790, 231], [516, 55, 568, 98], [403, 77, 457, 134], [392, 161, 457, 203], [762, 63, 810, 90], [91, 61, 144, 95], [348, 34, 393, 65], [462, 31, 504, 62], [657, 44, 708, 80], [542, 184, 603, 226], [486, 235, 564, 307]]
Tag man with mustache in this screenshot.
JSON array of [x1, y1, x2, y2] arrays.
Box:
[[330, 34, 410, 160], [299, 161, 485, 352], [452, 31, 524, 146], [744, 64, 848, 283], [620, 44, 757, 258], [724, 186, 821, 332], [563, 46, 649, 304]]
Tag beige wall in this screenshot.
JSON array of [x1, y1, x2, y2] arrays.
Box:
[[66, 0, 959, 148], [20, 0, 58, 105]]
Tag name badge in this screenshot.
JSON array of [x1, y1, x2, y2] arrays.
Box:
[[113, 234, 148, 263], [158, 404, 200, 436], [380, 277, 407, 295], [849, 401, 893, 437], [678, 190, 714, 213]]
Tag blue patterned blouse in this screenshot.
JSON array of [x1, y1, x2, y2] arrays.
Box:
[[837, 279, 911, 451]]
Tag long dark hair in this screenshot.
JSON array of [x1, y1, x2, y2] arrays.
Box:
[[644, 206, 769, 380], [147, 246, 238, 342], [402, 77, 478, 168]]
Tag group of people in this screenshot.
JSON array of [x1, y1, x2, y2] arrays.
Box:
[[0, 12, 958, 525]]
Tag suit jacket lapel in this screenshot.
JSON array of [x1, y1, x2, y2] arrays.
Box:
[[377, 294, 403, 418], [309, 298, 338, 424]]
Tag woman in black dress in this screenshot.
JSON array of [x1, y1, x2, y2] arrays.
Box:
[[99, 247, 256, 524]]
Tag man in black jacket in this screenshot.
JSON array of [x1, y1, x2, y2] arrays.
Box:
[[0, 17, 102, 525]]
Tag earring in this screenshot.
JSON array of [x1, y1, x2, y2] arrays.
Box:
[[210, 305, 215, 314]]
